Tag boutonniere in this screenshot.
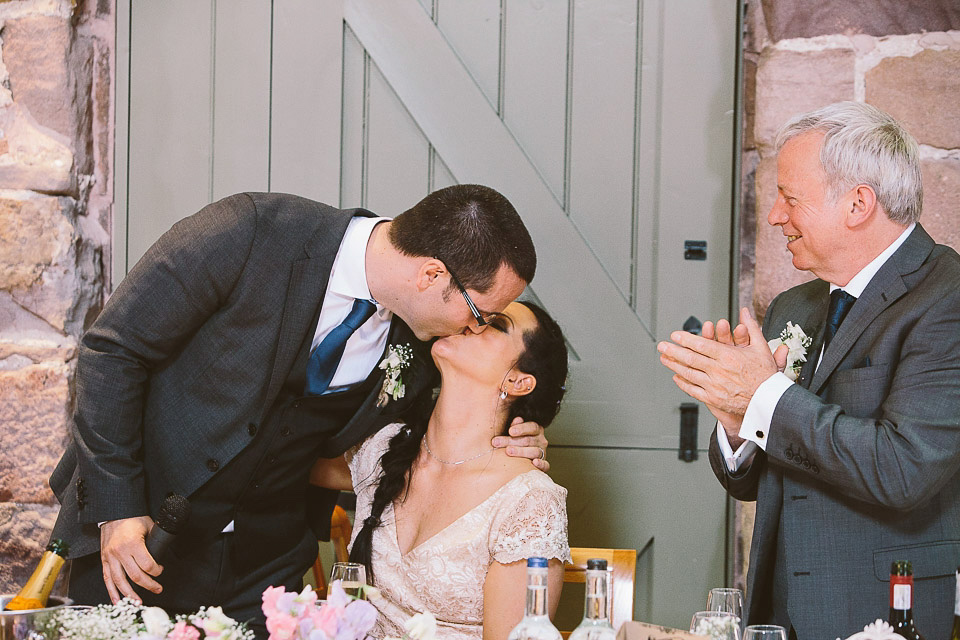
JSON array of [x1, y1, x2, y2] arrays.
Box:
[[377, 343, 413, 407], [767, 321, 812, 382]]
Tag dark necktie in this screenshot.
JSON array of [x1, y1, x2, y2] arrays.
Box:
[[305, 298, 377, 395], [824, 289, 857, 351]]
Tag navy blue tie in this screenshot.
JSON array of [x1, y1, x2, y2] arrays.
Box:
[[305, 298, 377, 395], [824, 289, 856, 351]]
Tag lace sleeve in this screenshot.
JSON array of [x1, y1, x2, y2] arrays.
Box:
[[346, 422, 404, 493], [490, 481, 571, 565]]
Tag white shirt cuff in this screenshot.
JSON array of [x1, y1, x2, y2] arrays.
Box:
[[738, 372, 794, 451], [716, 423, 759, 473]]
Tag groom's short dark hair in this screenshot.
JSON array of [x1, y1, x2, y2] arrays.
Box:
[[389, 184, 536, 293]]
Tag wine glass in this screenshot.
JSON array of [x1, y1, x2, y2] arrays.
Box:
[[690, 611, 742, 640], [707, 587, 744, 621], [743, 625, 787, 640], [329, 562, 366, 598]]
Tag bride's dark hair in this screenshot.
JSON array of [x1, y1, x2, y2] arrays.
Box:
[[348, 301, 568, 583]]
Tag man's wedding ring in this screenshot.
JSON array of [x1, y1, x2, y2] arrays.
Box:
[[537, 447, 546, 461]]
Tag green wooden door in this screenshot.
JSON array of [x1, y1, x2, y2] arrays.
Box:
[[116, 0, 740, 628]]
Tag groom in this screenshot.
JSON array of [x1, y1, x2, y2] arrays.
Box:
[[49, 185, 549, 631], [658, 102, 960, 640]]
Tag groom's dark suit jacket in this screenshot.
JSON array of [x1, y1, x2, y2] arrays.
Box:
[[49, 192, 437, 568], [709, 224, 960, 640]]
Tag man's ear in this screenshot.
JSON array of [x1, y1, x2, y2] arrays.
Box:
[[416, 258, 447, 292], [845, 183, 878, 229], [503, 371, 537, 397]]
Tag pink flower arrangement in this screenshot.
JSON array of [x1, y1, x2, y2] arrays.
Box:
[[261, 581, 378, 640]]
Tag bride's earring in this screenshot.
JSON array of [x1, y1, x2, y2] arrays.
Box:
[[499, 390, 508, 400]]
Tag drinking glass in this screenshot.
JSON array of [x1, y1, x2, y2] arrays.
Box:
[[707, 587, 744, 620], [690, 611, 742, 640], [743, 625, 787, 640], [329, 562, 366, 598]]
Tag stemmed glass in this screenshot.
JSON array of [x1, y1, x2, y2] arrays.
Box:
[[690, 611, 742, 640], [329, 562, 367, 598], [707, 588, 744, 622], [743, 626, 787, 640]]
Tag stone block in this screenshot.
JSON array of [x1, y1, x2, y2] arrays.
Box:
[[0, 191, 102, 334], [920, 158, 960, 251], [743, 58, 758, 151], [0, 291, 77, 365], [755, 48, 856, 149], [0, 502, 60, 595], [2, 14, 94, 176], [0, 104, 75, 193], [866, 50, 960, 149], [0, 361, 72, 504], [761, 0, 960, 41], [752, 153, 817, 318]]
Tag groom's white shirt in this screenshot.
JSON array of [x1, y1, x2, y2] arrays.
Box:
[[718, 223, 915, 472]]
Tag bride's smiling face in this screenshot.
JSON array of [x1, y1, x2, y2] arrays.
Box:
[[431, 301, 538, 388]]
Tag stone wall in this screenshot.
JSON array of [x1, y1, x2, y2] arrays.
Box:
[[0, 0, 112, 593], [735, 0, 960, 593]]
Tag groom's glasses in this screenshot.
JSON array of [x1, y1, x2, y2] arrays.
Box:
[[443, 263, 489, 327]]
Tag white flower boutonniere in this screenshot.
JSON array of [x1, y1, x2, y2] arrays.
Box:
[[767, 321, 812, 382], [378, 343, 414, 407]]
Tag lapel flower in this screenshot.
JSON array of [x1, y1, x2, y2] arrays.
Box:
[[768, 321, 812, 382], [377, 343, 414, 407]]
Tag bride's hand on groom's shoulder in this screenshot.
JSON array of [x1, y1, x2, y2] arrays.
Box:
[[492, 417, 550, 472]]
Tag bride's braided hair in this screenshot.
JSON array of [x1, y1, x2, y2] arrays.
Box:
[[348, 301, 568, 583]]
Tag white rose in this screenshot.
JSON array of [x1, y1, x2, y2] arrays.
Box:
[[141, 607, 172, 637], [404, 611, 438, 640]]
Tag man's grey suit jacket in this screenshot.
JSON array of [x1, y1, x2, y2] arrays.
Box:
[[50, 192, 437, 559], [709, 224, 960, 640]]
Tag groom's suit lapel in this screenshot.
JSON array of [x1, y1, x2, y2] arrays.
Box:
[[260, 209, 369, 419], [808, 224, 934, 395]]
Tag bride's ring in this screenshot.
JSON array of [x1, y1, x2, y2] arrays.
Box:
[[537, 447, 546, 461]]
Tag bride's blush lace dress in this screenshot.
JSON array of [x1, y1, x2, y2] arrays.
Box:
[[346, 423, 571, 640]]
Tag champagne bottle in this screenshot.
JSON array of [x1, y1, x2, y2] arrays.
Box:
[[507, 557, 561, 640], [569, 558, 616, 640], [888, 560, 925, 640], [950, 567, 960, 640], [4, 539, 70, 611]]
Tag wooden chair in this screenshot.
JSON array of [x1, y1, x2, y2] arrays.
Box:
[[560, 547, 638, 638], [311, 505, 353, 598]]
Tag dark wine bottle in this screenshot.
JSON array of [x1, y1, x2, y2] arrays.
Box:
[[888, 560, 925, 640], [950, 567, 960, 640]]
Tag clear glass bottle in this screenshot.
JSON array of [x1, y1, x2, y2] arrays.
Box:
[[507, 557, 561, 640], [4, 539, 70, 611], [950, 567, 960, 640], [888, 560, 925, 640], [569, 558, 616, 640]]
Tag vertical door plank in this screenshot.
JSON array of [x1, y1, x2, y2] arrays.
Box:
[[502, 0, 568, 203], [654, 0, 735, 383], [340, 25, 366, 208], [127, 0, 214, 267], [364, 62, 431, 215], [272, 0, 344, 203], [568, 0, 638, 303], [430, 149, 457, 190], [212, 0, 271, 200], [436, 0, 501, 109]]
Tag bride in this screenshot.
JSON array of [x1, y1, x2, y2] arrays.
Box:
[[311, 300, 570, 639]]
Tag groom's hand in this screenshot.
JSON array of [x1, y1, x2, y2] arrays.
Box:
[[658, 307, 779, 419], [493, 417, 550, 472], [100, 516, 163, 604]]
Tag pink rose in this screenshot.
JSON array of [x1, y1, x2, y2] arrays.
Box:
[[166, 620, 201, 640]]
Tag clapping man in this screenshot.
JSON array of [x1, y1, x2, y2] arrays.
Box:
[[658, 102, 960, 640]]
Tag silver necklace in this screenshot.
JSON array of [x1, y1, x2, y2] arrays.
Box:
[[423, 437, 494, 465]]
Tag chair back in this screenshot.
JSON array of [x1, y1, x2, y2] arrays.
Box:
[[312, 505, 353, 598], [561, 547, 637, 638]]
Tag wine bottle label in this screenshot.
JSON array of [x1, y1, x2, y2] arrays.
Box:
[[892, 584, 911, 610]]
